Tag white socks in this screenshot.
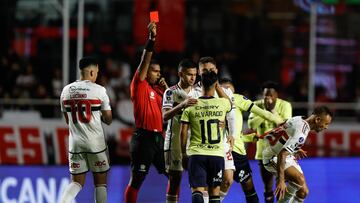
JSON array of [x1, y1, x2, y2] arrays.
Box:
[[60, 182, 82, 203], [95, 185, 107, 203], [203, 191, 209, 203]]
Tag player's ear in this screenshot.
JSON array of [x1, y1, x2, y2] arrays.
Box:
[[315, 116, 321, 124], [90, 70, 93, 77]]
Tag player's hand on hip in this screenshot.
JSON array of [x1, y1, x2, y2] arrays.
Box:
[[181, 98, 197, 108], [148, 22, 157, 40], [275, 180, 287, 200], [295, 148, 307, 160]]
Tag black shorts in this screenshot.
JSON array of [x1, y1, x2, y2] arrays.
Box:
[[188, 155, 224, 188], [232, 151, 253, 183], [130, 128, 166, 174]]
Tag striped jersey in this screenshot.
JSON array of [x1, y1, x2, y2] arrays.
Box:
[[262, 116, 310, 160], [162, 84, 197, 151], [60, 80, 111, 153]]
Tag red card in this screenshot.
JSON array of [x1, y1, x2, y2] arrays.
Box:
[[150, 11, 159, 23]]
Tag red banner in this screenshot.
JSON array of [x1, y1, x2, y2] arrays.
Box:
[[1, 113, 360, 165]]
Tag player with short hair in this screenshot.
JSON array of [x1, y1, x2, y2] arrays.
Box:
[[60, 56, 112, 203], [219, 78, 284, 203], [192, 57, 237, 202], [124, 22, 169, 203], [180, 70, 231, 203], [262, 106, 332, 203], [248, 81, 292, 203], [162, 59, 198, 203]]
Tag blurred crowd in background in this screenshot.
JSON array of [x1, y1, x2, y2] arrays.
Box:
[[1, 0, 360, 121]]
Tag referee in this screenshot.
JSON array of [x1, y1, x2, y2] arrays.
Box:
[[124, 22, 168, 203]]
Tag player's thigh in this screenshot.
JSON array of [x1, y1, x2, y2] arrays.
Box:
[[69, 153, 89, 175], [153, 134, 167, 174], [233, 152, 253, 184], [264, 155, 303, 177], [87, 150, 110, 173], [165, 149, 183, 172], [285, 167, 306, 187], [188, 155, 209, 188], [129, 130, 155, 174], [224, 143, 235, 171], [206, 156, 225, 189]]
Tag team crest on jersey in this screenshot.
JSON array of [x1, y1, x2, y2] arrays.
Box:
[[150, 91, 155, 99], [166, 90, 173, 96], [69, 86, 77, 93], [298, 137, 305, 143]]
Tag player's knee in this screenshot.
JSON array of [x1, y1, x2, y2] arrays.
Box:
[[130, 172, 146, 189], [221, 177, 233, 190], [297, 184, 309, 198], [241, 178, 255, 191]]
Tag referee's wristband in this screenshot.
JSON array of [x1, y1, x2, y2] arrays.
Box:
[[145, 39, 155, 52]]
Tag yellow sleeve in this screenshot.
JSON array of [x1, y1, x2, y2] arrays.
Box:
[[250, 104, 284, 125], [181, 107, 190, 123], [281, 101, 292, 120]]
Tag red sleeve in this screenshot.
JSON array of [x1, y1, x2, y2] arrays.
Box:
[[130, 71, 146, 99]]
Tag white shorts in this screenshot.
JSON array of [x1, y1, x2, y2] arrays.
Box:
[[224, 142, 235, 171], [165, 149, 183, 172], [68, 149, 110, 174], [263, 155, 303, 175]]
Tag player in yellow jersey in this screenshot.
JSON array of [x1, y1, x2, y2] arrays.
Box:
[[219, 78, 284, 203], [248, 81, 292, 203], [180, 71, 231, 203]]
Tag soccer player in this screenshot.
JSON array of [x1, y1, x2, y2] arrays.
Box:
[[60, 56, 112, 203], [180, 70, 231, 203], [162, 59, 198, 203], [248, 81, 292, 203], [262, 106, 333, 203], [219, 78, 284, 203], [124, 22, 168, 203], [192, 57, 236, 202]]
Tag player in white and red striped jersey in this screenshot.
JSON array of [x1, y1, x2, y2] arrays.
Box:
[[60, 56, 112, 203], [262, 106, 333, 203]]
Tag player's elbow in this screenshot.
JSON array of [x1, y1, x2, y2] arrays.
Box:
[[163, 113, 170, 122]]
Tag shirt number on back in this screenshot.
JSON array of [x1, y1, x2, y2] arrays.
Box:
[[65, 100, 92, 124], [200, 119, 221, 144]]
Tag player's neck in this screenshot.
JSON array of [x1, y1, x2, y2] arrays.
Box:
[[80, 77, 92, 82], [202, 88, 215, 97], [178, 81, 191, 93], [305, 115, 316, 131]]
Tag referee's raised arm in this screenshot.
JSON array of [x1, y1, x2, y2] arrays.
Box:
[[138, 22, 157, 81]]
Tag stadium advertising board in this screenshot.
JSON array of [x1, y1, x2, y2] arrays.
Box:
[[0, 113, 360, 165]]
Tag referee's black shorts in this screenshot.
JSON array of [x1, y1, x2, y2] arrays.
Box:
[[129, 128, 166, 174]]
